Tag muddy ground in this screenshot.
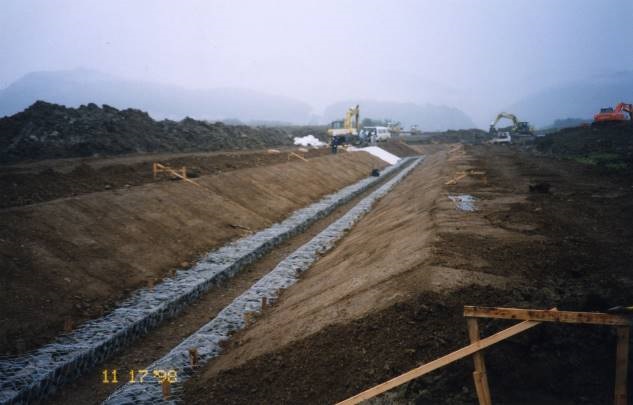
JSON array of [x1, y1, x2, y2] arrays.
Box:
[[184, 144, 633, 404]]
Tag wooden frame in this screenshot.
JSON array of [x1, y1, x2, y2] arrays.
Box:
[[464, 306, 631, 326], [337, 306, 631, 405], [152, 162, 200, 187]]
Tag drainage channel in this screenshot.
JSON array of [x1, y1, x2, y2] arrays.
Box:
[[104, 157, 423, 404], [0, 156, 417, 405], [47, 155, 416, 405]]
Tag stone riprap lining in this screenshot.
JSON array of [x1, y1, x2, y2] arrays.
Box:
[[0, 156, 418, 405], [104, 157, 423, 404]]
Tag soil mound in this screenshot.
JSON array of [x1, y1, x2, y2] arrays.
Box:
[[0, 101, 298, 163], [535, 123, 633, 171]]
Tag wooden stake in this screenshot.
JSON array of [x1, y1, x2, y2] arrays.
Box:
[[188, 347, 198, 367], [467, 318, 492, 405], [261, 296, 268, 308], [63, 318, 74, 332], [162, 378, 171, 399], [614, 326, 629, 405]]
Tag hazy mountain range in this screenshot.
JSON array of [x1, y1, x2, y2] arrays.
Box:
[[508, 71, 633, 128], [0, 69, 477, 130], [3, 69, 631, 130], [0, 69, 315, 123]]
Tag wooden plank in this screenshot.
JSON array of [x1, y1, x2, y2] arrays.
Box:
[[336, 319, 541, 405], [473, 371, 490, 405], [464, 306, 631, 326], [445, 173, 467, 185], [288, 152, 308, 162], [467, 318, 492, 405], [614, 326, 629, 405]]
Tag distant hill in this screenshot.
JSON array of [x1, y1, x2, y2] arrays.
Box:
[[509, 71, 633, 127], [323, 100, 475, 131], [0, 69, 313, 123]]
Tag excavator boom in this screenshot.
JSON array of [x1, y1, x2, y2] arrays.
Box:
[[489, 112, 533, 136]]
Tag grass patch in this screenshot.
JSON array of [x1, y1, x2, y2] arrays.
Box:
[[570, 152, 629, 171]]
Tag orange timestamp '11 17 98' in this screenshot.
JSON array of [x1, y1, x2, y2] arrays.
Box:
[[101, 369, 178, 384]]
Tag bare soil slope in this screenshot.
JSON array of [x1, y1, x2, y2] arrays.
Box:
[[185, 144, 633, 404], [0, 152, 385, 354], [0, 147, 330, 208]]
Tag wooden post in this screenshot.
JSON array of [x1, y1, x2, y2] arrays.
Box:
[[162, 378, 171, 399], [467, 318, 492, 405], [261, 296, 268, 308], [152, 163, 158, 179], [182, 166, 187, 179], [63, 318, 74, 332], [614, 326, 629, 405], [188, 347, 198, 367]]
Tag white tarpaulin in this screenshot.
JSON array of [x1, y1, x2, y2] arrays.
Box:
[[348, 146, 401, 165], [293, 135, 325, 147]]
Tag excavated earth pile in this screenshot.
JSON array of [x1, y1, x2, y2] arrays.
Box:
[[0, 152, 385, 356], [0, 101, 304, 163], [184, 144, 633, 404]]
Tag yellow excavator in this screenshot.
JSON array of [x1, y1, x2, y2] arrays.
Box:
[[489, 112, 534, 143], [327, 105, 360, 145]]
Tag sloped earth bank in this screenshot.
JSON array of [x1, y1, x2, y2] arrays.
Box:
[[101, 158, 421, 404], [184, 144, 633, 404], [0, 147, 331, 208], [44, 154, 412, 405], [0, 152, 385, 355]]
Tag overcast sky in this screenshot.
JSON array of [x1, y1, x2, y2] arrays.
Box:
[[1, 0, 632, 125]]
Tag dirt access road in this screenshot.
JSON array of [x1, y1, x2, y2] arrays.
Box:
[[185, 144, 633, 404]]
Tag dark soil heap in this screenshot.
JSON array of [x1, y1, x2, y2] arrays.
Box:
[[0, 101, 298, 163], [535, 123, 633, 171]]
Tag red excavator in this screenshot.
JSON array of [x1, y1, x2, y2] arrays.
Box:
[[593, 102, 633, 124]]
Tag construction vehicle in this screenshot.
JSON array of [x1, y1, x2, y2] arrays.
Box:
[[593, 102, 633, 124], [489, 112, 534, 143], [327, 105, 360, 145]]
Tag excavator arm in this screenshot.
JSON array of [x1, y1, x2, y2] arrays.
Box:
[[615, 103, 633, 119], [490, 112, 519, 129], [343, 105, 360, 131]]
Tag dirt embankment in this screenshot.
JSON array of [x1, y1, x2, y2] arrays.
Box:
[[184, 144, 633, 404], [0, 152, 385, 355], [0, 147, 330, 208]]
